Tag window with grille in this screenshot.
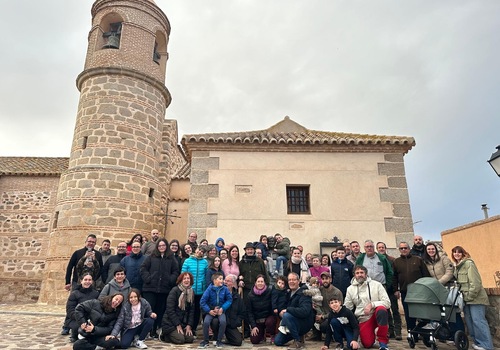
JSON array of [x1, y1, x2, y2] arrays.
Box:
[[286, 185, 310, 214]]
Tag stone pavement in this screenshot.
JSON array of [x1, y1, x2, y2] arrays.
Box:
[[0, 303, 463, 350]]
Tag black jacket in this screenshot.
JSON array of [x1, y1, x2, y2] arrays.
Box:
[[271, 286, 288, 315], [65, 247, 103, 284], [66, 285, 99, 329], [162, 286, 195, 334], [239, 254, 269, 289], [225, 288, 246, 329], [140, 253, 179, 294], [101, 253, 126, 284], [286, 285, 315, 328], [247, 286, 273, 328], [74, 299, 121, 337]]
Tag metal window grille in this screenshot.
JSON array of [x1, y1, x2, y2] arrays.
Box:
[[286, 186, 310, 214]]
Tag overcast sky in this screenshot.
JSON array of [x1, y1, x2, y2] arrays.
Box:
[[1, 1, 499, 242]]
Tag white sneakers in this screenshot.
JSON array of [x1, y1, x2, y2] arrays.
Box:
[[135, 340, 148, 349], [472, 344, 486, 350]]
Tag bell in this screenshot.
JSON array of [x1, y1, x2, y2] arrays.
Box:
[[102, 35, 120, 49]]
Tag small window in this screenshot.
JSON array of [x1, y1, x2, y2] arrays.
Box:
[[286, 185, 310, 214], [153, 42, 161, 64], [102, 22, 122, 49], [82, 136, 88, 149], [149, 188, 155, 198], [53, 211, 59, 229]]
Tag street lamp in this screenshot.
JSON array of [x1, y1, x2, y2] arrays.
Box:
[[487, 145, 500, 177]]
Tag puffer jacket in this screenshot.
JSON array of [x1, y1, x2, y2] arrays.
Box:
[[247, 286, 273, 328], [99, 278, 131, 300], [200, 284, 232, 313], [344, 276, 391, 323], [275, 237, 291, 259], [162, 285, 195, 335], [74, 299, 121, 337], [140, 253, 179, 293], [181, 256, 208, 295], [111, 298, 153, 336], [454, 258, 489, 305], [424, 255, 454, 285], [330, 258, 354, 296], [66, 285, 99, 328]]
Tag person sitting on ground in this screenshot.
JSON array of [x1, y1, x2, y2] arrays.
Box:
[[247, 274, 277, 344], [65, 273, 100, 343], [99, 266, 131, 301], [199, 272, 233, 349], [321, 296, 360, 350], [160, 272, 195, 344], [108, 288, 156, 349]]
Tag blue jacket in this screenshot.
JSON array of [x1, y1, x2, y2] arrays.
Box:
[[181, 256, 208, 295], [330, 258, 354, 297], [200, 284, 232, 313], [120, 252, 146, 290]]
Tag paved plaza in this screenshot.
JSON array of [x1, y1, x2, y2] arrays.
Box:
[[0, 303, 471, 350]]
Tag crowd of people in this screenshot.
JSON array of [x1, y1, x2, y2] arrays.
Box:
[[61, 231, 494, 350]]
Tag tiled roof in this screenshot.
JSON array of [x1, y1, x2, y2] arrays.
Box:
[[182, 116, 415, 156], [0, 157, 69, 176], [173, 162, 191, 180]]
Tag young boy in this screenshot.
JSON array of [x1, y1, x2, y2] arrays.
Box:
[[271, 275, 288, 317], [199, 272, 232, 349], [321, 297, 359, 350]]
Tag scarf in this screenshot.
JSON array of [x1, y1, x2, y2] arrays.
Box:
[[291, 256, 302, 264], [178, 283, 194, 310], [252, 284, 267, 296]]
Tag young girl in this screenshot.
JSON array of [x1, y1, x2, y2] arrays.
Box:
[[271, 275, 288, 318], [206, 256, 224, 287]]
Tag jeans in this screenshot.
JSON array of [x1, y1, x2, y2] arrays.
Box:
[[275, 256, 288, 274], [464, 304, 494, 350], [274, 312, 313, 345], [120, 318, 154, 348], [203, 313, 226, 343], [330, 318, 355, 348]]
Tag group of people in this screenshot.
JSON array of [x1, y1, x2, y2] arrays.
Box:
[[61, 231, 494, 350]]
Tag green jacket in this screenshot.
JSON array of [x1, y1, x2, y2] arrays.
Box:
[[355, 252, 393, 290], [454, 258, 489, 305]]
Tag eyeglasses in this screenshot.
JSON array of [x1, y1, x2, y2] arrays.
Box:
[[132, 246, 141, 249], [117, 246, 127, 249], [399, 247, 409, 250], [365, 245, 374, 248]]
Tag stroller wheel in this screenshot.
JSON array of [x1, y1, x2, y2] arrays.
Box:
[[422, 335, 432, 347], [431, 343, 438, 350], [454, 330, 468, 350], [408, 335, 416, 349]]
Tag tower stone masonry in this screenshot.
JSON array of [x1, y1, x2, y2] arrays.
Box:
[[39, 0, 176, 304]]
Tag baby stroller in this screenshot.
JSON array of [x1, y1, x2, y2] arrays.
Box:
[[405, 277, 468, 350]]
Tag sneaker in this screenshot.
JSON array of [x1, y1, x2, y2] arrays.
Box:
[[61, 327, 70, 335], [135, 340, 148, 349], [379, 342, 389, 350], [278, 325, 289, 334], [95, 347, 104, 350], [472, 345, 486, 350], [270, 335, 275, 344], [334, 343, 344, 350], [216, 341, 223, 348], [446, 340, 455, 346], [198, 341, 210, 348], [287, 340, 305, 349], [273, 270, 279, 278]]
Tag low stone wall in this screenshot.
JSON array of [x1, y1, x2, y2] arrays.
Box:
[[486, 288, 500, 342]]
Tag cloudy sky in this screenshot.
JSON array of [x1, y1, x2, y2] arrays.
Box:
[[1, 1, 499, 242]]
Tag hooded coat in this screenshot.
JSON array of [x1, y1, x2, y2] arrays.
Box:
[[344, 276, 391, 323]]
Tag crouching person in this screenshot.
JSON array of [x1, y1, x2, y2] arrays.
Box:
[[199, 272, 232, 348], [160, 272, 195, 344], [274, 272, 315, 349], [321, 296, 359, 350], [73, 293, 124, 350], [108, 289, 156, 349]]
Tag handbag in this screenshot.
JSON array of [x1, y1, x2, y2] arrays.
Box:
[[446, 285, 464, 311]]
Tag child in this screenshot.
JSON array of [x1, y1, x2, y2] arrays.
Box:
[[271, 275, 288, 317], [321, 297, 359, 350], [199, 272, 232, 349], [304, 276, 323, 330]]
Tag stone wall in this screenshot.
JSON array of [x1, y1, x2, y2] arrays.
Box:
[[0, 175, 59, 303]]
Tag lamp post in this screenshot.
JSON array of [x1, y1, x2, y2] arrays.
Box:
[[487, 145, 500, 177]]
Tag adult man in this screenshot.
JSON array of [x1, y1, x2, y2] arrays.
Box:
[[141, 229, 160, 256], [376, 241, 402, 340], [392, 241, 431, 333], [346, 241, 361, 265], [307, 271, 343, 341], [211, 274, 246, 346], [120, 242, 145, 290], [344, 265, 391, 350], [409, 235, 425, 258], [101, 242, 127, 284], [65, 234, 103, 291], [355, 240, 393, 289], [181, 246, 208, 333], [187, 232, 198, 251], [239, 242, 269, 299], [99, 239, 113, 265], [342, 240, 351, 256], [274, 273, 315, 349], [330, 246, 353, 297], [273, 233, 291, 277]]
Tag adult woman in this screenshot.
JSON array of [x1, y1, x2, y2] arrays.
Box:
[[321, 254, 331, 267], [206, 256, 224, 287], [169, 239, 182, 267], [330, 250, 338, 263], [109, 289, 156, 349], [305, 253, 314, 268], [452, 246, 494, 350], [247, 274, 277, 344], [65, 273, 99, 342], [160, 272, 195, 344], [423, 243, 454, 285], [199, 239, 209, 247], [140, 238, 179, 338], [180, 243, 192, 267], [73, 293, 124, 350], [309, 255, 330, 278], [100, 266, 131, 301], [222, 245, 240, 277], [219, 248, 229, 263], [206, 244, 218, 263], [126, 233, 144, 256], [284, 248, 310, 284]]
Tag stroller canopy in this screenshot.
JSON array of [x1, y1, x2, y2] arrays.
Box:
[[405, 277, 449, 305]]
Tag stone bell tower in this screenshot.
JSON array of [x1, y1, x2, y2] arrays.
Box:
[[39, 0, 172, 303]]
